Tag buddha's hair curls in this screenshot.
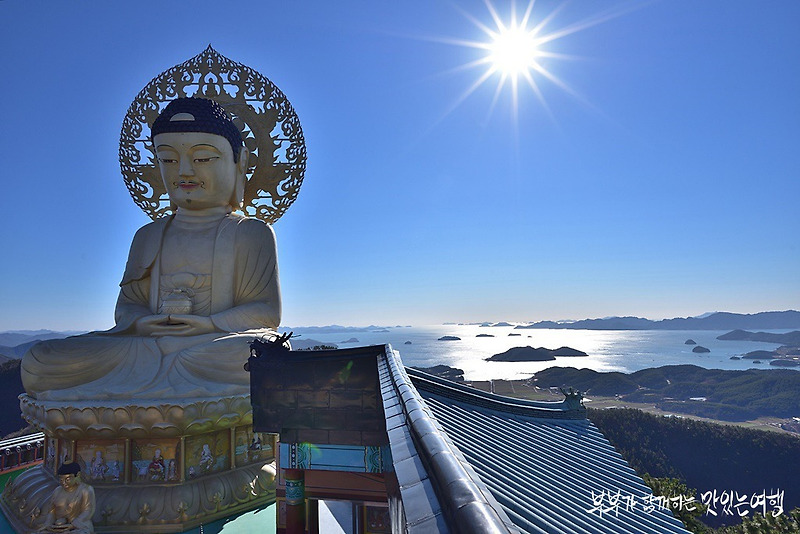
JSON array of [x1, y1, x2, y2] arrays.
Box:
[[151, 97, 244, 162], [57, 462, 81, 476]]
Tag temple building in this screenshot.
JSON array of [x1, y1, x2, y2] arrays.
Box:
[[249, 341, 691, 533]]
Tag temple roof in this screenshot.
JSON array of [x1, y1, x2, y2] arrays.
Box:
[[249, 342, 691, 533], [407, 369, 690, 533]]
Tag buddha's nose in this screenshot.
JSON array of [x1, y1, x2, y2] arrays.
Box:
[[179, 157, 195, 177]]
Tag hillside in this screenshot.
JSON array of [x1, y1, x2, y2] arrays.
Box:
[[588, 408, 800, 528], [0, 359, 25, 438], [533, 365, 800, 421]]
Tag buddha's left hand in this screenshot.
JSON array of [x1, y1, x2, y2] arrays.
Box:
[[159, 315, 217, 336]]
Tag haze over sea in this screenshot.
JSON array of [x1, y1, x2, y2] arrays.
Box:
[[283, 324, 796, 382]]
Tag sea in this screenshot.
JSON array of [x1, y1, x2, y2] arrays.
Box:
[[284, 324, 797, 381]]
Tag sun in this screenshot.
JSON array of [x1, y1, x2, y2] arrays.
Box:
[[487, 24, 542, 78], [432, 0, 632, 125]]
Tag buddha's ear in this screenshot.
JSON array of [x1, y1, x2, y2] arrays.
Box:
[[231, 146, 249, 210]]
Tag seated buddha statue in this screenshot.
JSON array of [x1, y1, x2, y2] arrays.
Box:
[[39, 462, 95, 533], [21, 97, 281, 401]]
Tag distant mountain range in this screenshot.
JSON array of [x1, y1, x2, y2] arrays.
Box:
[[0, 330, 85, 360], [514, 310, 800, 331]]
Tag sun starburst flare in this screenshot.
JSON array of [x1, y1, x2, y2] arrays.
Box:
[[431, 0, 638, 129]]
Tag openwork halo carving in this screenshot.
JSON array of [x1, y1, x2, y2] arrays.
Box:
[[119, 45, 306, 223]]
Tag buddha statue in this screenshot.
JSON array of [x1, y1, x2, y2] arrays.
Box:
[[39, 463, 95, 533], [21, 97, 282, 401]]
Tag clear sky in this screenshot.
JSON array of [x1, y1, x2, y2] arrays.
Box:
[[0, 1, 798, 331]]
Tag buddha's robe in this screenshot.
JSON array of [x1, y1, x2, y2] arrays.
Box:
[[21, 211, 281, 401]]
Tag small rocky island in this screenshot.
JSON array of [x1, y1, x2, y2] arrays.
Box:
[[743, 350, 775, 360], [438, 335, 461, 341], [476, 334, 494, 338], [486, 346, 588, 362], [692, 346, 711, 353], [685, 339, 697, 345]]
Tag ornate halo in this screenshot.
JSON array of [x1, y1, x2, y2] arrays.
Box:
[[119, 45, 306, 223]]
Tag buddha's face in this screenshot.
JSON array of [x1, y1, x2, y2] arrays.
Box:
[[58, 473, 79, 492], [154, 131, 247, 211]]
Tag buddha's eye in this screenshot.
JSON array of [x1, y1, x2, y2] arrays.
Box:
[[158, 157, 177, 164], [194, 156, 219, 163]]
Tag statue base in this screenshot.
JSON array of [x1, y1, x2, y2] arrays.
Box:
[[2, 394, 277, 533]]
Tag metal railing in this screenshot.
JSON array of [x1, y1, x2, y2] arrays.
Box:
[[0, 432, 44, 474]]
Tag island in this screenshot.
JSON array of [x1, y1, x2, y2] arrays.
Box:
[[770, 359, 800, 367], [438, 336, 461, 341], [486, 346, 588, 362], [743, 350, 775, 360], [717, 329, 800, 344], [692, 346, 711, 353], [684, 339, 697, 345], [476, 334, 494, 338]]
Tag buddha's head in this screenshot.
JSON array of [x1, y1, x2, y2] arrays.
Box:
[[57, 462, 82, 491], [152, 97, 249, 212]]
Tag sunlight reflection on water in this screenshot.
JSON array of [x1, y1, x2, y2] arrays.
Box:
[[284, 324, 795, 381]]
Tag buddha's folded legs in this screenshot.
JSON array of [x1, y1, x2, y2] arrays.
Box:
[[21, 330, 277, 401], [21, 335, 162, 401]]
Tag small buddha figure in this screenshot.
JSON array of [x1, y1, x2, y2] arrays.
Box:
[[21, 97, 281, 401], [39, 462, 95, 533]]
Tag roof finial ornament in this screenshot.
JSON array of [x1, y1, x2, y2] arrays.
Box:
[[560, 387, 585, 410]]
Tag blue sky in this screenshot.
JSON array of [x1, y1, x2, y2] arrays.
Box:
[[0, 1, 798, 330]]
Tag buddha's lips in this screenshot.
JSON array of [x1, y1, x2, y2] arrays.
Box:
[[178, 182, 200, 190]]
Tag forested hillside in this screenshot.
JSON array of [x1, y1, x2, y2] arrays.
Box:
[[0, 359, 25, 438], [535, 365, 800, 421], [589, 407, 800, 528]]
